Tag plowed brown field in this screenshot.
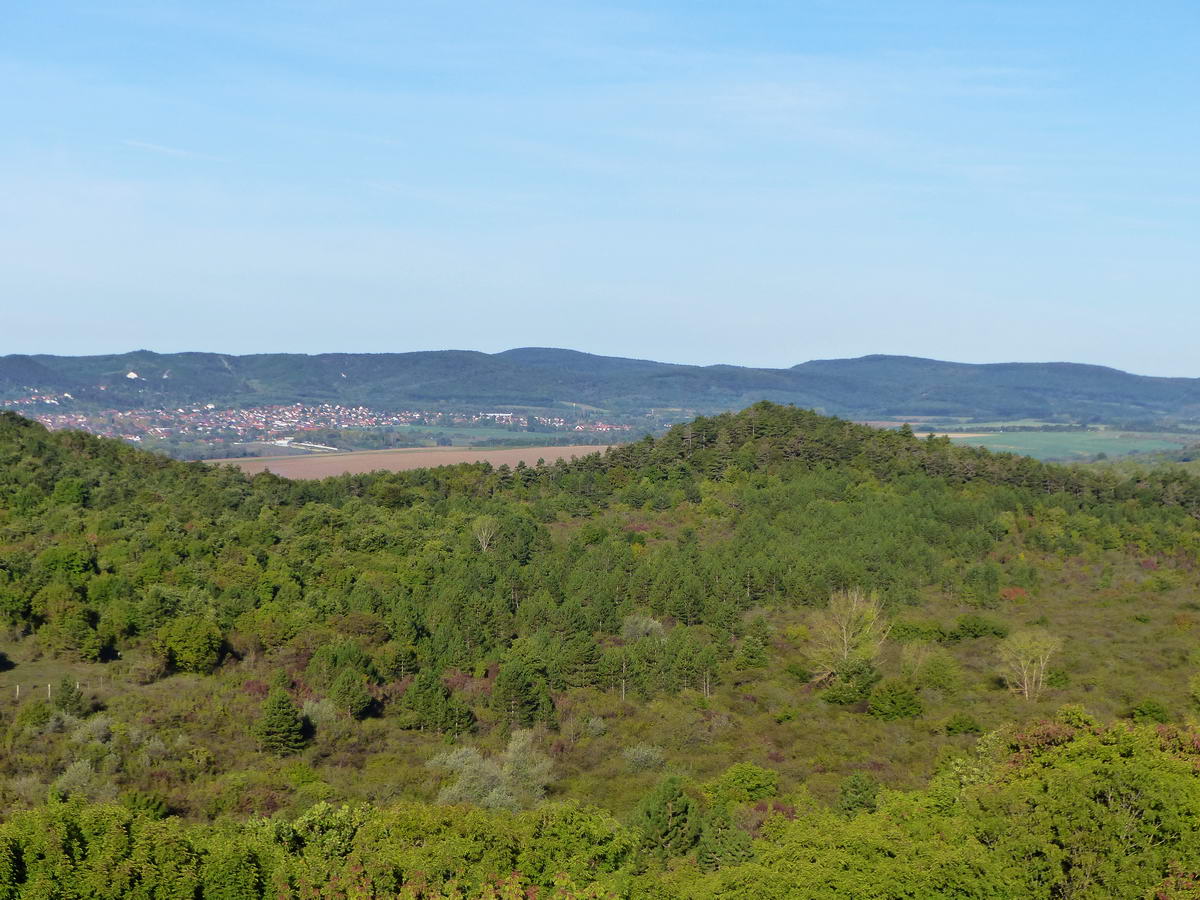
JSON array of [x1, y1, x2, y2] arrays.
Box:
[[208, 445, 610, 479]]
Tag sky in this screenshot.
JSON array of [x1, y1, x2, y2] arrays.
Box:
[[1, 1, 1197, 374]]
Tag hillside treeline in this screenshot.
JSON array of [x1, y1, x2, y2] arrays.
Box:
[[3, 404, 1198, 681]]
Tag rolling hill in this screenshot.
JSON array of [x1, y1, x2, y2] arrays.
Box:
[[3, 403, 1200, 897], [4, 348, 1200, 421]]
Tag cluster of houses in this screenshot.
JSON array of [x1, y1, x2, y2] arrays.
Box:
[[5, 398, 632, 446]]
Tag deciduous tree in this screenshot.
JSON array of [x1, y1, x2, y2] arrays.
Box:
[[808, 588, 890, 682], [997, 628, 1062, 700]]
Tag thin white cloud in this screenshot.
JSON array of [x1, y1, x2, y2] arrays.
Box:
[[122, 140, 226, 163]]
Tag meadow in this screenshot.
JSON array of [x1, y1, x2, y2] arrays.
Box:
[[944, 429, 1189, 460]]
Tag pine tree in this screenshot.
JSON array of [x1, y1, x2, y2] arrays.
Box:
[[329, 668, 373, 719], [734, 635, 768, 670], [52, 676, 86, 717], [397, 670, 442, 731], [532, 675, 557, 729], [397, 671, 475, 735], [441, 693, 475, 736], [560, 633, 600, 689], [696, 803, 753, 871], [254, 688, 307, 755], [491, 661, 552, 729], [637, 776, 702, 860], [696, 645, 720, 698]]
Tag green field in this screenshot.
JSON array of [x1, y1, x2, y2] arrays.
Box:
[[946, 430, 1190, 461]]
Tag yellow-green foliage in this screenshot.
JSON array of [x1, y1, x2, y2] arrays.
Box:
[[1, 722, 1198, 898]]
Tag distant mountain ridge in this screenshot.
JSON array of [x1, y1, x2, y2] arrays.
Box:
[[3, 348, 1200, 422]]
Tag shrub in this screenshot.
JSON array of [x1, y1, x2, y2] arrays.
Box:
[[867, 679, 923, 720], [1130, 698, 1171, 724], [784, 662, 812, 682], [621, 615, 664, 641], [301, 698, 338, 730], [836, 772, 880, 817], [705, 762, 779, 805], [890, 618, 948, 643], [70, 715, 112, 746], [900, 642, 961, 694], [9, 699, 53, 741], [429, 730, 554, 811], [128, 648, 169, 684], [49, 759, 116, 803], [622, 744, 666, 772], [950, 614, 1009, 641], [1045, 668, 1070, 688], [823, 659, 880, 705], [944, 713, 982, 735]]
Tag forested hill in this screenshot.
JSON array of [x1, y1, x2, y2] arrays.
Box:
[[6, 347, 1200, 420], [4, 404, 1200, 898]]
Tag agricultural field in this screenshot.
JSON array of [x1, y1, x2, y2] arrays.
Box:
[[943, 429, 1192, 461], [210, 444, 610, 478]]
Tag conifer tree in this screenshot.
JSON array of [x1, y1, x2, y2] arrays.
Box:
[[696, 645, 720, 698], [397, 671, 475, 735], [696, 803, 753, 871], [254, 688, 307, 755], [734, 635, 768, 670], [52, 676, 86, 717], [491, 661, 556, 729], [637, 776, 702, 860], [329, 668, 373, 719]]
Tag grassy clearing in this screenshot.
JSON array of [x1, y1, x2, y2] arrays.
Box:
[[946, 430, 1189, 461]]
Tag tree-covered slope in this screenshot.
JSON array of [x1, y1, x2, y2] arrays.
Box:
[[3, 404, 1200, 897], [7, 348, 1200, 420]]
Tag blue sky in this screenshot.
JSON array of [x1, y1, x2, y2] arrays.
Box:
[[2, 1, 1197, 374]]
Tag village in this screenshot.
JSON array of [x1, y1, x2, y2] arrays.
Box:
[[0, 394, 632, 448]]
